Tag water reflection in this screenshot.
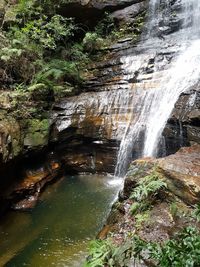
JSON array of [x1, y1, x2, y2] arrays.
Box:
[[0, 175, 122, 267]]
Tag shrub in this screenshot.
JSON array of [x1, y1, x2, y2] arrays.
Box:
[[83, 32, 104, 53], [84, 239, 115, 267], [9, 15, 77, 51], [33, 59, 82, 87], [85, 227, 200, 267], [148, 227, 200, 267], [95, 12, 115, 36]]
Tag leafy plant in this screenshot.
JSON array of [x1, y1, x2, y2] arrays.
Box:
[[33, 59, 82, 87], [84, 239, 115, 267], [10, 15, 77, 50], [130, 171, 167, 202], [0, 47, 23, 61], [192, 203, 200, 222], [95, 12, 115, 37], [135, 212, 149, 229], [83, 32, 104, 53], [85, 226, 200, 267], [130, 201, 150, 215], [148, 227, 200, 267], [84, 236, 146, 267], [129, 170, 167, 231], [170, 202, 178, 217]]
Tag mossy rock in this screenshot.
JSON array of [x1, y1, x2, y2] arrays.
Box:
[[0, 115, 21, 161], [28, 83, 54, 102], [53, 84, 75, 99], [24, 118, 50, 148]]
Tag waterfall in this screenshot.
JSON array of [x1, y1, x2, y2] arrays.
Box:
[[114, 0, 200, 177], [143, 40, 200, 157]]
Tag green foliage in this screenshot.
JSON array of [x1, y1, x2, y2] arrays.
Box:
[[61, 43, 89, 65], [130, 202, 141, 215], [129, 170, 167, 229], [0, 45, 37, 86], [148, 227, 200, 267], [134, 212, 149, 229], [169, 201, 178, 217], [1, 0, 136, 91], [85, 227, 200, 267], [95, 13, 115, 37], [84, 236, 146, 267], [192, 203, 200, 222], [130, 201, 150, 215], [1, 4, 83, 90], [33, 59, 82, 87], [83, 32, 104, 53], [130, 171, 167, 202], [84, 239, 115, 267], [15, 0, 36, 22], [9, 15, 77, 50], [0, 47, 23, 61]]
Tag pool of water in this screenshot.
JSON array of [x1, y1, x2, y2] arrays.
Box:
[[0, 174, 122, 267]]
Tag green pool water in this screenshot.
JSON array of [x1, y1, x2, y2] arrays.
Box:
[[0, 174, 122, 267]]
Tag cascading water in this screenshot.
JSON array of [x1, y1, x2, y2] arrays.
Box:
[[115, 0, 200, 177], [143, 41, 200, 157]]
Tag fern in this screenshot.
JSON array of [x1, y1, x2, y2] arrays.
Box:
[[33, 59, 81, 86], [192, 203, 200, 222], [130, 201, 150, 215], [130, 172, 167, 202], [85, 240, 115, 267]]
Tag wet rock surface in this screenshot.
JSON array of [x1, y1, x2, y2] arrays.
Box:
[[164, 86, 200, 154], [0, 90, 53, 166], [0, 0, 198, 170], [157, 144, 200, 204], [1, 152, 62, 211], [99, 145, 200, 266]]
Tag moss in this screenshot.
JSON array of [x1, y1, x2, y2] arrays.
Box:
[[28, 118, 49, 132], [0, 115, 22, 160], [28, 83, 48, 92], [24, 118, 50, 147], [53, 84, 75, 99]]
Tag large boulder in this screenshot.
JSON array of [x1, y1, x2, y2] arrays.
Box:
[[123, 145, 200, 205], [60, 0, 145, 11], [111, 1, 147, 24], [58, 0, 147, 27], [158, 144, 200, 204]]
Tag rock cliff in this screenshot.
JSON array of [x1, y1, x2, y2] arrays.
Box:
[[0, 0, 199, 212]]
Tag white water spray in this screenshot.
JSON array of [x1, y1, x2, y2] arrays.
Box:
[[143, 40, 200, 156], [115, 0, 200, 177]]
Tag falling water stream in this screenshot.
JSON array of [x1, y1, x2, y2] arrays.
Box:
[[115, 0, 200, 177]]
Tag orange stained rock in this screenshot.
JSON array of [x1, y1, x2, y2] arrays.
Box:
[[15, 169, 50, 190], [50, 162, 60, 170]]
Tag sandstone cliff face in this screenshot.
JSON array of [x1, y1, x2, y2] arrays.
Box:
[[0, 0, 199, 172], [0, 0, 148, 169]]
